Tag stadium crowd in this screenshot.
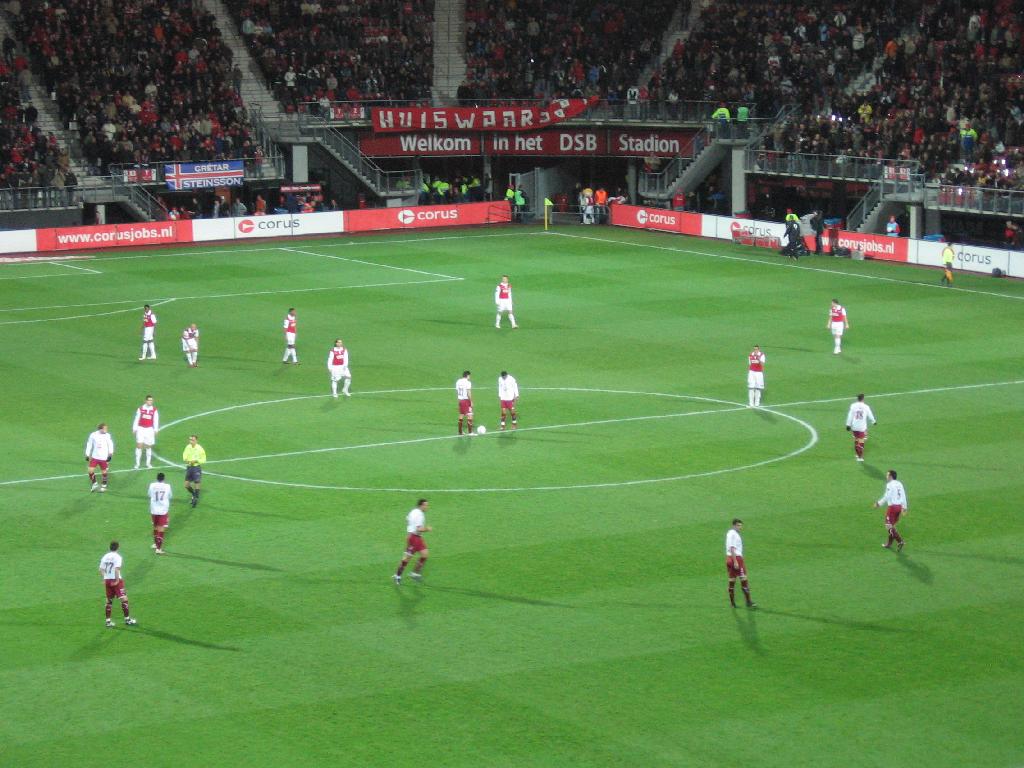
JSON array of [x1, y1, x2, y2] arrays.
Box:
[[461, 0, 683, 102], [10, 0, 255, 176], [229, 0, 434, 111], [0, 31, 72, 192], [653, 0, 1024, 186]]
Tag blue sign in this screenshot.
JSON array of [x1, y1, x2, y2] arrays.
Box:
[[165, 161, 244, 190]]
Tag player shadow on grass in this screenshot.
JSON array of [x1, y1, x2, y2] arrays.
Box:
[[424, 584, 574, 609], [166, 551, 284, 572], [895, 553, 934, 585], [732, 608, 763, 654], [911, 549, 1024, 567], [394, 580, 426, 628], [132, 626, 242, 652], [860, 463, 885, 480], [756, 608, 907, 633]]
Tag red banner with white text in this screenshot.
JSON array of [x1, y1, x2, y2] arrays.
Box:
[[346, 202, 511, 232], [833, 230, 909, 261], [36, 221, 193, 252], [372, 98, 597, 133], [610, 204, 702, 235]]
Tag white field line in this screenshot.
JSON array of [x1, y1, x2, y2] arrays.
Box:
[[0, 278, 456, 326], [551, 231, 1024, 301], [63, 230, 537, 262], [0, 270, 100, 282], [0, 298, 177, 326], [56, 262, 102, 274], [281, 247, 462, 280], [3, 379, 1021, 490]]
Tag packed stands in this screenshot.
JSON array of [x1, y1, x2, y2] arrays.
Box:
[[229, 0, 434, 110], [462, 0, 683, 102], [0, 33, 72, 192], [12, 0, 253, 176], [653, 0, 1024, 186]]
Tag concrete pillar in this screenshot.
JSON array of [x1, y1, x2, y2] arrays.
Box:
[[731, 146, 747, 215], [291, 145, 308, 183], [627, 159, 638, 203], [909, 204, 923, 240]]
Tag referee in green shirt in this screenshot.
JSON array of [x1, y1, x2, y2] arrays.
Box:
[[182, 434, 207, 508]]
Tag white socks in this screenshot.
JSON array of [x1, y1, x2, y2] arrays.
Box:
[[135, 448, 142, 466], [496, 313, 518, 328], [145, 448, 152, 466], [833, 336, 842, 354], [342, 377, 351, 395], [331, 380, 338, 396], [509, 313, 517, 328], [141, 342, 155, 358], [748, 389, 762, 406], [283, 348, 297, 362]]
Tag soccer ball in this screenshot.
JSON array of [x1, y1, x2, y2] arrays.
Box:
[[476, 425, 487, 435]]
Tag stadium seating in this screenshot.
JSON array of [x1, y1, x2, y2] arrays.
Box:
[[12, 0, 253, 176], [0, 38, 72, 191], [462, 0, 683, 101], [652, 0, 1024, 187], [228, 0, 435, 110]]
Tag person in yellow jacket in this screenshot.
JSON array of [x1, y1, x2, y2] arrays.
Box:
[[941, 243, 955, 285], [182, 434, 207, 508]]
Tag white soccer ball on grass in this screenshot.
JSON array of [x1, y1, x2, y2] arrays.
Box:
[[476, 425, 487, 435]]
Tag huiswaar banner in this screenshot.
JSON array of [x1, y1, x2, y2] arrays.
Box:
[[372, 97, 598, 133], [165, 161, 244, 190]]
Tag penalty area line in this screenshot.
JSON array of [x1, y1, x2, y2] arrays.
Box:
[[551, 231, 1024, 302]]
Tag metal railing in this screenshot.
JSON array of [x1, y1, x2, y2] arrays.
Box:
[[305, 122, 420, 195], [108, 155, 284, 186], [747, 150, 920, 183], [294, 98, 759, 127], [0, 186, 81, 212], [846, 181, 882, 232], [638, 131, 707, 197], [110, 177, 168, 221], [928, 184, 1024, 217]]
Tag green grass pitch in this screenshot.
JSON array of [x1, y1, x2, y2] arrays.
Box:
[[1, 225, 1022, 767]]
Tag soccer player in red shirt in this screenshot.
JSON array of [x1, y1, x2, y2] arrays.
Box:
[[139, 304, 157, 360], [726, 519, 756, 608], [282, 308, 299, 364]]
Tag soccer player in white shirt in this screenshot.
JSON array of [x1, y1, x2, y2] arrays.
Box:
[[99, 541, 137, 627], [725, 518, 756, 608], [139, 304, 157, 361], [456, 370, 473, 435], [494, 275, 518, 329], [85, 423, 115, 492], [394, 499, 432, 584], [282, 308, 299, 364], [132, 395, 160, 469], [747, 345, 766, 407], [845, 393, 877, 462], [181, 324, 200, 368], [148, 471, 172, 554], [498, 370, 519, 430], [873, 469, 908, 551], [326, 339, 351, 398], [827, 299, 849, 354]]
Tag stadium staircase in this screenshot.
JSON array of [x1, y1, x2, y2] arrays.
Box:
[[0, 12, 92, 186], [200, 0, 288, 122], [431, 0, 467, 104], [637, 0, 699, 91], [301, 121, 421, 200], [639, 131, 722, 200]]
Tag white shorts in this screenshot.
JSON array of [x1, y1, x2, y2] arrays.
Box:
[[182, 339, 198, 352], [830, 321, 845, 336], [285, 332, 296, 345], [329, 365, 351, 381], [143, 327, 155, 342], [747, 371, 764, 389], [496, 299, 513, 313], [134, 427, 156, 446]]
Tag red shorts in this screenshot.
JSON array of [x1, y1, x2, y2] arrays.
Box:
[[726, 556, 746, 578], [104, 579, 126, 599], [852, 430, 866, 440], [885, 505, 903, 526], [151, 513, 168, 527], [500, 400, 516, 410], [405, 533, 427, 555], [458, 399, 472, 415], [88, 459, 109, 471]]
